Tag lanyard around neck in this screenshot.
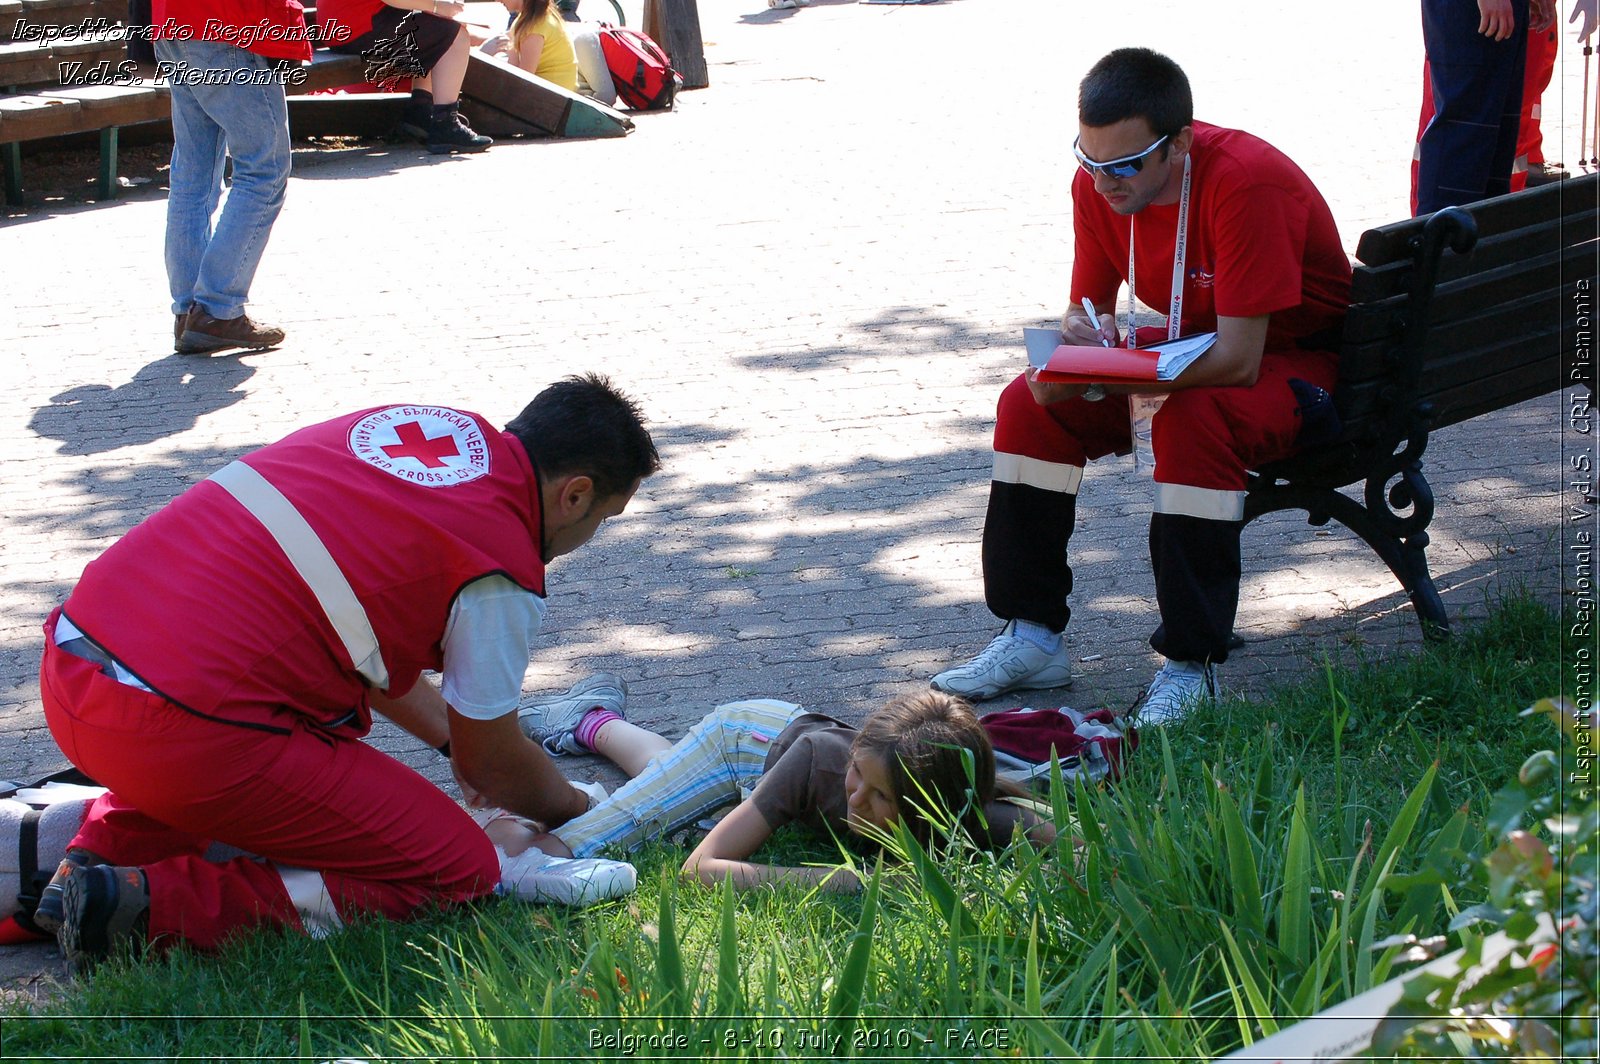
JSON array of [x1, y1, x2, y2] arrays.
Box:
[[1125, 151, 1192, 350]]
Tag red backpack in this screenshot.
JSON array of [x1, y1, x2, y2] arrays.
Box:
[[598, 26, 681, 111]]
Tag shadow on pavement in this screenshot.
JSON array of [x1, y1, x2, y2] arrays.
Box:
[[28, 354, 257, 457]]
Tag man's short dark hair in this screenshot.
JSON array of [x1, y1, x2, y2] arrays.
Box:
[[1078, 48, 1193, 139], [505, 374, 660, 499]]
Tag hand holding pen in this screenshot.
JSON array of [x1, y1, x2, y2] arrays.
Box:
[[1081, 298, 1118, 347]]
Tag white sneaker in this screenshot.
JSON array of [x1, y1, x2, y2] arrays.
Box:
[[496, 847, 637, 906], [930, 620, 1074, 701], [517, 673, 627, 754], [769, 0, 799, 8], [1136, 659, 1216, 726]]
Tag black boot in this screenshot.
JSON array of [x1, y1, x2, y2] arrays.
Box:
[[392, 88, 433, 143], [427, 104, 492, 155]]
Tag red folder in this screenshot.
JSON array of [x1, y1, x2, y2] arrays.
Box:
[[1032, 344, 1161, 385]]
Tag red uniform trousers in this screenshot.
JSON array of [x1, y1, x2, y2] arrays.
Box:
[[40, 623, 498, 952], [1515, 24, 1561, 178], [982, 350, 1336, 664]]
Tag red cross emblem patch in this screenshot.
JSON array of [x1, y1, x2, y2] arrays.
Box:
[[347, 406, 492, 486]]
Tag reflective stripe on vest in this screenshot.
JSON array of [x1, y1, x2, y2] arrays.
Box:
[[207, 461, 390, 690]]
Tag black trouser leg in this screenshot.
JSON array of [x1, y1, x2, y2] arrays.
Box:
[[982, 481, 1076, 633], [1149, 512, 1242, 664]]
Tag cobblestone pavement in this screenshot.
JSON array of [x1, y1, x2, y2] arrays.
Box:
[[0, 0, 1582, 991]]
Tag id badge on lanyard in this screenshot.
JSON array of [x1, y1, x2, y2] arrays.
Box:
[[1126, 153, 1191, 475]]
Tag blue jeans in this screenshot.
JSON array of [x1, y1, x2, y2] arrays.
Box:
[[155, 38, 291, 319]]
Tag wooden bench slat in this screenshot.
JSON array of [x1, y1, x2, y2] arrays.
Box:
[[459, 52, 632, 140], [1351, 204, 1599, 301], [44, 83, 163, 106], [17, 0, 120, 12], [33, 83, 168, 127], [1423, 366, 1568, 431], [1342, 239, 1593, 344], [0, 91, 79, 129], [1334, 329, 1559, 417], [1355, 176, 1596, 265], [1336, 287, 1559, 389]]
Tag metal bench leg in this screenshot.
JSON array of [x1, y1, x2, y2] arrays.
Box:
[[3, 143, 22, 206], [98, 126, 119, 200], [1245, 477, 1452, 641], [1308, 491, 1451, 640]]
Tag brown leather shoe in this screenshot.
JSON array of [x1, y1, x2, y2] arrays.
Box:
[[179, 309, 285, 354], [174, 308, 189, 351]]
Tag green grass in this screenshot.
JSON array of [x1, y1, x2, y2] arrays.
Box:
[[3, 596, 1560, 1061]]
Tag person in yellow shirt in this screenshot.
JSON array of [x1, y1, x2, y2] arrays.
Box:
[[483, 0, 616, 104], [505, 0, 579, 89]]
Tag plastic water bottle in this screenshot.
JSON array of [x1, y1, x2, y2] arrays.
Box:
[[1129, 394, 1166, 476]]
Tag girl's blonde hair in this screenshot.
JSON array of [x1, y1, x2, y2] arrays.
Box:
[[508, 0, 555, 46], [850, 691, 996, 847]]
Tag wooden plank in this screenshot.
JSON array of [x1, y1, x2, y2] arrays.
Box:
[[17, 0, 121, 15], [286, 92, 405, 138], [47, 82, 164, 109], [1332, 331, 1563, 428], [1356, 173, 1597, 265], [11, 0, 120, 39], [1341, 241, 1591, 343], [39, 82, 168, 126], [1337, 287, 1555, 386], [647, 0, 706, 90], [1350, 205, 1598, 301], [0, 38, 57, 85], [1424, 365, 1568, 431], [295, 51, 369, 93], [0, 91, 79, 132], [2, 1, 26, 42], [0, 52, 366, 146], [460, 52, 631, 139]]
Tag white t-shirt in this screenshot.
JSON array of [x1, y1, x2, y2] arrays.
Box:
[[439, 574, 547, 719]]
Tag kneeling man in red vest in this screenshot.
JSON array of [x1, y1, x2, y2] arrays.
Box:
[[35, 374, 659, 968]]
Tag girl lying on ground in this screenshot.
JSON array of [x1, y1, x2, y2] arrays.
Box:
[[494, 682, 1054, 893]]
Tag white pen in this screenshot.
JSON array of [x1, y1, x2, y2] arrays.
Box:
[[1081, 298, 1114, 347]]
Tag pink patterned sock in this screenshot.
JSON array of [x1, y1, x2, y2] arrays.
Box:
[[574, 708, 622, 751]]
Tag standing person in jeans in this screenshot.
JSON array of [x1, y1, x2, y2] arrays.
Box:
[[153, 0, 308, 354], [930, 48, 1351, 725]]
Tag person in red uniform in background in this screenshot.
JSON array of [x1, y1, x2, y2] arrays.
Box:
[[1409, 0, 1558, 216], [1515, 0, 1598, 186], [37, 375, 658, 969], [1516, 14, 1564, 185], [931, 48, 1351, 725]]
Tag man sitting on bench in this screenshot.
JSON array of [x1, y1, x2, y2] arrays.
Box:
[[931, 48, 1352, 725]]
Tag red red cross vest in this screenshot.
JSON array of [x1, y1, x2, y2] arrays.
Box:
[[62, 406, 546, 734]]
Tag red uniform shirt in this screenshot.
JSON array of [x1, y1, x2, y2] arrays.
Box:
[[309, 0, 385, 41], [151, 0, 316, 62], [1070, 122, 1351, 355], [63, 406, 546, 734]]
